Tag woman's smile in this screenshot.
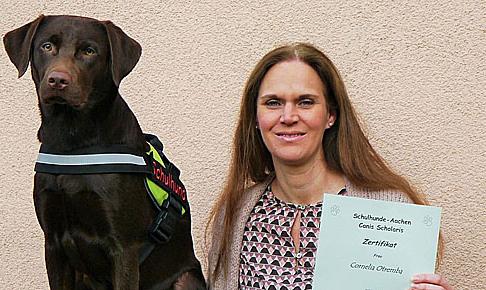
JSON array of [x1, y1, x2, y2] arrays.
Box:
[[275, 131, 307, 142]]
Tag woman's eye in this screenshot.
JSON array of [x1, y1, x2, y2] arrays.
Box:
[[299, 98, 314, 107], [265, 99, 281, 107], [83, 47, 96, 56], [41, 42, 53, 51]]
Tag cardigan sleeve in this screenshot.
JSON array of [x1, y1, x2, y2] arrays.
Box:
[[207, 204, 226, 289]]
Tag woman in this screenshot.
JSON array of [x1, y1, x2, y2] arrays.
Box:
[[207, 43, 452, 290]]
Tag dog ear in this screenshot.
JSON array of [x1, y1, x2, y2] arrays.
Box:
[[103, 21, 142, 87], [3, 15, 45, 78]]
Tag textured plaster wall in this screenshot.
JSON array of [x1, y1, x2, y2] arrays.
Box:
[[0, 0, 484, 289]]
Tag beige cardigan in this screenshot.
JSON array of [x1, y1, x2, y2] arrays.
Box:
[[207, 176, 412, 289]]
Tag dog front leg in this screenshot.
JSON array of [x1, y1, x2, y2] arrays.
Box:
[[111, 247, 139, 290], [45, 242, 75, 290]]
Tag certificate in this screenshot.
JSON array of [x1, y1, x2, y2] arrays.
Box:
[[313, 194, 441, 290]]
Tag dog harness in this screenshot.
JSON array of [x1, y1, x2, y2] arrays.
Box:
[[34, 133, 189, 263]]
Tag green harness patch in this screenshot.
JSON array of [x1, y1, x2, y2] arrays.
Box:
[[145, 143, 186, 215]]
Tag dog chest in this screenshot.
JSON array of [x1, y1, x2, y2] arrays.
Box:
[[34, 173, 150, 236]]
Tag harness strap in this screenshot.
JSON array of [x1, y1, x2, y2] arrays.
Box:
[[34, 133, 190, 264]]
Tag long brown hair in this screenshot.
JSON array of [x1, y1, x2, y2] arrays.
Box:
[[206, 42, 442, 281]]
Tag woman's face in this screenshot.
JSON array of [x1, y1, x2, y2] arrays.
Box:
[[256, 60, 335, 167]]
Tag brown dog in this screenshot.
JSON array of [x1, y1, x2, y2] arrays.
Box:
[[3, 15, 206, 290]]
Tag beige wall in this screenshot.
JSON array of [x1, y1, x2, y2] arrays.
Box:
[[1, 0, 484, 289]]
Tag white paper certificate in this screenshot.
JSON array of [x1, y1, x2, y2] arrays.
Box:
[[313, 194, 441, 290]]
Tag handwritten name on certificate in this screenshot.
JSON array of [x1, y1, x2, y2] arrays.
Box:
[[313, 194, 441, 290]]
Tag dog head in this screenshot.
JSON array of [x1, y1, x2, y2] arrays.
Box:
[[3, 15, 142, 111]]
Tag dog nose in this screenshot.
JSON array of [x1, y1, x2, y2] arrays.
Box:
[[47, 71, 72, 90]]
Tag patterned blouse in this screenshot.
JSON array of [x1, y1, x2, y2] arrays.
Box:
[[239, 185, 345, 290]]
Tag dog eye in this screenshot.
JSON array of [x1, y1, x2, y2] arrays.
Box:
[[83, 47, 97, 56], [41, 42, 53, 51]]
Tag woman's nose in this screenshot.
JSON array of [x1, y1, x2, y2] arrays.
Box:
[[280, 103, 299, 124]]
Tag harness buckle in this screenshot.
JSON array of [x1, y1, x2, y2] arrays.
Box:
[[148, 195, 183, 244]]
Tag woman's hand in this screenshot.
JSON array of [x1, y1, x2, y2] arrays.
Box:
[[410, 273, 453, 290]]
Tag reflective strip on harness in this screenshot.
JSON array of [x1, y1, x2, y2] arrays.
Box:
[[37, 152, 147, 166]]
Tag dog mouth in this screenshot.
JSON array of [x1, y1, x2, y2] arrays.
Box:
[[42, 94, 86, 109], [44, 95, 68, 105]]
